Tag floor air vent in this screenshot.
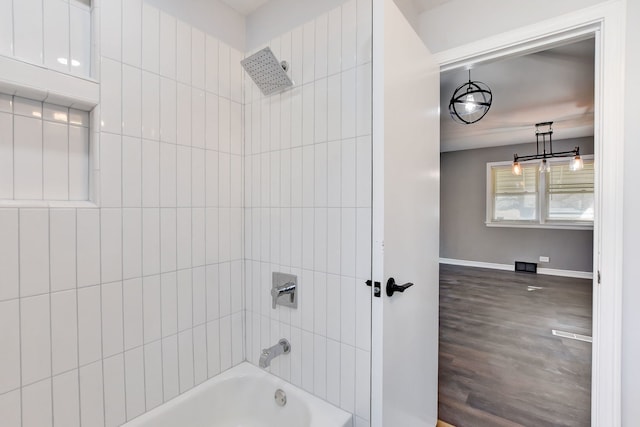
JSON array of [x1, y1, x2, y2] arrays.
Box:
[[515, 261, 537, 273]]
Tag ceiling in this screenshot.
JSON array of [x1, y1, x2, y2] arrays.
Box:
[[219, 0, 270, 15], [221, 0, 451, 16], [440, 38, 595, 152], [220, 1, 594, 153], [413, 0, 451, 13]]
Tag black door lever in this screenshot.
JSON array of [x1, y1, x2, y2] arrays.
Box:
[[386, 277, 414, 297]]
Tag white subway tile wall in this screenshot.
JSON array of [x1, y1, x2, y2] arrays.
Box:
[[0, 95, 90, 202], [244, 1, 372, 425], [1, 0, 92, 77], [0, 1, 245, 426], [0, 1, 374, 426]]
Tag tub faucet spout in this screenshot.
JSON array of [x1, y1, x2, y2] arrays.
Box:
[[259, 338, 291, 368]]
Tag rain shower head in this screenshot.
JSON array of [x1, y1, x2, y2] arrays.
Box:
[[241, 47, 293, 96]]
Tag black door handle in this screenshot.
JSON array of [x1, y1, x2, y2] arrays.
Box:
[[386, 277, 414, 297]]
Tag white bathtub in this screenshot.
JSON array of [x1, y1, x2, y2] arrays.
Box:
[[124, 362, 352, 427]]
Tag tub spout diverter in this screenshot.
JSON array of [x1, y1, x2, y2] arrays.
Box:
[[259, 338, 291, 368]]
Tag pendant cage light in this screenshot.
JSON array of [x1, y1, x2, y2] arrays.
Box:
[[448, 70, 493, 124], [511, 121, 584, 175]]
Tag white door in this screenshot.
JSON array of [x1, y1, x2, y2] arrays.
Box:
[[371, 0, 440, 425]]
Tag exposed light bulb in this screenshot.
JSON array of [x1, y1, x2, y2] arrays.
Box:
[[512, 161, 522, 176], [464, 94, 476, 113], [539, 159, 550, 174], [570, 155, 584, 171]]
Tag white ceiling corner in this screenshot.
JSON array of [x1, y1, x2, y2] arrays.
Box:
[[413, 0, 451, 14], [219, 0, 270, 16]]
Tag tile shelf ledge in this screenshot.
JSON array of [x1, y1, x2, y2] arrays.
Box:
[[0, 200, 98, 209], [0, 54, 99, 111]]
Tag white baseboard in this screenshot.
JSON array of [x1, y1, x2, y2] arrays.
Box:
[[439, 258, 593, 280], [537, 268, 593, 279], [439, 258, 513, 271]]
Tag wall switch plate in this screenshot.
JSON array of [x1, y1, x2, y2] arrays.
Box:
[[539, 256, 550, 263]]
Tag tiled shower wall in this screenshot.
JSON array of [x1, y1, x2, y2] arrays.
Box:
[[0, 0, 245, 426], [243, 0, 373, 425], [0, 0, 92, 77], [0, 96, 90, 202]]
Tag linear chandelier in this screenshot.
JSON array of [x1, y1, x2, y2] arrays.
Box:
[[512, 122, 584, 175]]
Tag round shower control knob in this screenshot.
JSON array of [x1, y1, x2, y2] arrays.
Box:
[[274, 389, 287, 407]]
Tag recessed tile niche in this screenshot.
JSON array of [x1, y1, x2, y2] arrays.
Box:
[[0, 94, 90, 203], [0, 0, 92, 78]]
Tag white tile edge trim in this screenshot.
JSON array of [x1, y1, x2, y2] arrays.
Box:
[[0, 54, 99, 111], [439, 258, 593, 280], [0, 200, 98, 208]]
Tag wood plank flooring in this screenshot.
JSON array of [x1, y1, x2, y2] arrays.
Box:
[[438, 264, 592, 427]]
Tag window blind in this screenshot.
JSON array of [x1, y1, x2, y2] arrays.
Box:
[[494, 166, 538, 194], [548, 162, 595, 194]]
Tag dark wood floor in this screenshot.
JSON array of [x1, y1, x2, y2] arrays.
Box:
[[438, 264, 592, 427]]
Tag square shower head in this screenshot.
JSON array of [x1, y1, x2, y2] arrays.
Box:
[[241, 47, 293, 96]]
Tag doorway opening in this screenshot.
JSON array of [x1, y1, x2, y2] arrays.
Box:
[[438, 36, 596, 426]]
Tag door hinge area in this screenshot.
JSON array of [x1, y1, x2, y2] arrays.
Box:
[[597, 270, 601, 284]]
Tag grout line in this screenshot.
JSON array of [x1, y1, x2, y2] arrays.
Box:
[[216, 100, 223, 374], [97, 207, 106, 427], [138, 1, 148, 409], [10, 0, 15, 57], [17, 207, 23, 427], [67, 106, 71, 200], [40, 0, 44, 66], [119, 12, 129, 415], [48, 208, 54, 426], [323, 8, 330, 397], [74, 208, 82, 426], [66, 1, 72, 75], [40, 100, 44, 201], [11, 95, 14, 207], [189, 60, 196, 381], [202, 16, 211, 380]]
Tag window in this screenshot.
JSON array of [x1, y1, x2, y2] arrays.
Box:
[[487, 157, 594, 229], [492, 165, 538, 221], [547, 162, 595, 221]]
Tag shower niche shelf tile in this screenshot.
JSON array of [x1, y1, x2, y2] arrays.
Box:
[[0, 94, 94, 208], [0, 54, 99, 110]]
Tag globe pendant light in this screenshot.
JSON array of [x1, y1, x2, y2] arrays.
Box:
[[449, 69, 493, 125]]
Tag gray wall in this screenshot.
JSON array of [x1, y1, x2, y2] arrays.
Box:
[[440, 137, 594, 272]]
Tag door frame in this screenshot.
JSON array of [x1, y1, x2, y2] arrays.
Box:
[[432, 2, 625, 425]]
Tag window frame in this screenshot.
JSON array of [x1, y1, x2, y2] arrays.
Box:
[[486, 155, 594, 230]]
